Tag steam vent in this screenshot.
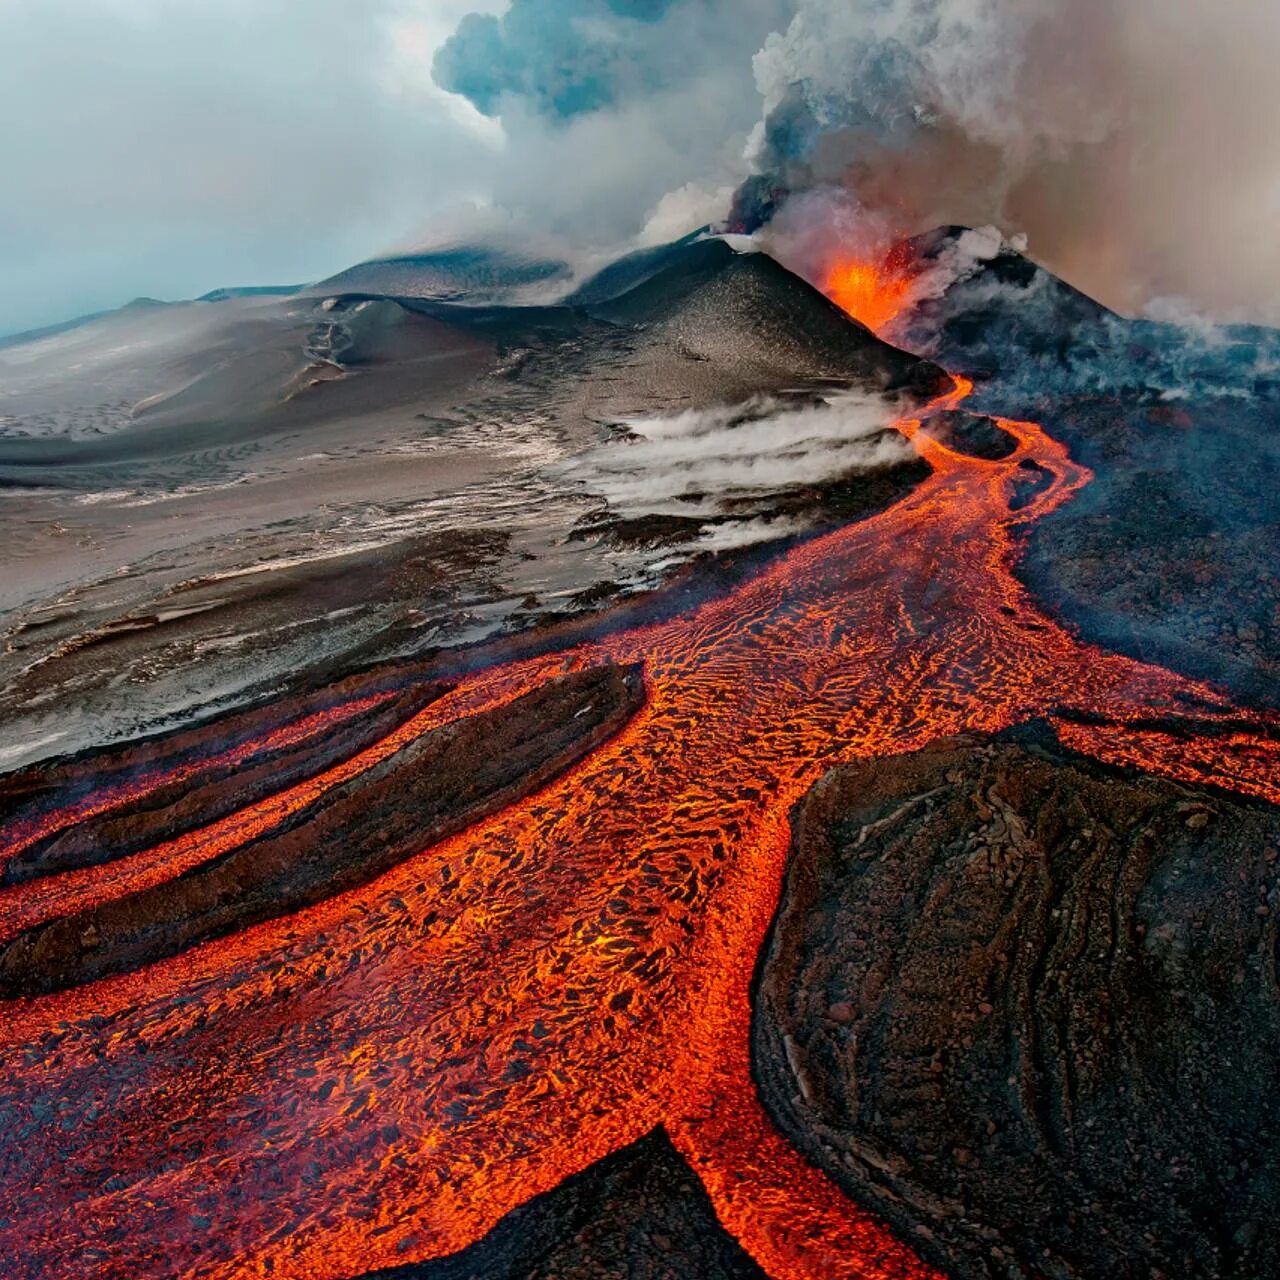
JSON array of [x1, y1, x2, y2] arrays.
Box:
[[3, 5, 1280, 1279]]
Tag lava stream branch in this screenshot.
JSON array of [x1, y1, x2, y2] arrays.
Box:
[[0, 372, 1277, 1280]]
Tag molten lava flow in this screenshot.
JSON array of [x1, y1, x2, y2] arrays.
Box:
[[0, 364, 1278, 1280], [824, 247, 917, 334]]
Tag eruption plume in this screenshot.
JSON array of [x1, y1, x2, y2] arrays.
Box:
[[738, 0, 1280, 323]]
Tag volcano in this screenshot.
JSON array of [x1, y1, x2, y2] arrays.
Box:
[[0, 228, 1278, 1280]]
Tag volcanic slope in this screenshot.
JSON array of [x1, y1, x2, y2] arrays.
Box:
[[569, 235, 945, 403], [0, 237, 945, 772], [889, 225, 1115, 377], [310, 244, 573, 306], [888, 226, 1280, 712]]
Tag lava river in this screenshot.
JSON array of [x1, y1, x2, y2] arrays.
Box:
[[2, 364, 1279, 1280]]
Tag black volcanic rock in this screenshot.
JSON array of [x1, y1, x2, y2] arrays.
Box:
[[0, 661, 456, 830], [358, 1129, 765, 1280], [0, 664, 644, 998], [1, 680, 451, 885], [884, 225, 1280, 713], [1020, 394, 1280, 712], [918, 409, 1017, 460], [892, 225, 1115, 377], [755, 728, 1280, 1280]]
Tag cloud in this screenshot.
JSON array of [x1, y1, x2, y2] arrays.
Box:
[[0, 0, 507, 334], [737, 0, 1280, 324], [427, 0, 1280, 323], [433, 0, 681, 120], [431, 0, 793, 245], [12, 0, 1280, 333]]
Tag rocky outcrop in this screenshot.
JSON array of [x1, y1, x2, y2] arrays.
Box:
[[359, 1129, 765, 1280], [755, 726, 1280, 1279], [919, 410, 1018, 461]]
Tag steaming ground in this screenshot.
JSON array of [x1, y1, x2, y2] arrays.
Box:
[[558, 390, 910, 547], [0, 237, 937, 770]]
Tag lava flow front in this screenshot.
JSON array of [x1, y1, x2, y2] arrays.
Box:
[[1, 278, 1278, 1280]]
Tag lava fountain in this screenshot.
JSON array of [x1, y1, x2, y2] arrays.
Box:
[[0, 266, 1277, 1280], [823, 248, 920, 334]]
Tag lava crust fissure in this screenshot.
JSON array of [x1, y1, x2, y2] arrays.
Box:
[[754, 726, 1280, 1279], [0, 663, 645, 999]]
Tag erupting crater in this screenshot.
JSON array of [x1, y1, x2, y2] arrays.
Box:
[[824, 248, 919, 335], [0, 261, 1277, 1280]]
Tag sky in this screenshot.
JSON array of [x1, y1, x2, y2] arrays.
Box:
[[0, 0, 509, 335], [4, 0, 1280, 337], [0, 0, 790, 336]]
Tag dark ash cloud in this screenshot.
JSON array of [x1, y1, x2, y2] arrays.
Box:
[[434, 1, 679, 119]]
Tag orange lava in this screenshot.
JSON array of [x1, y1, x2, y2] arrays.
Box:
[[1, 374, 1278, 1280], [824, 250, 916, 334], [0, 691, 399, 866]]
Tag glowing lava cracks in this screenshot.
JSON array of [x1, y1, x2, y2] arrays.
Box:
[[1, 303, 1278, 1280]]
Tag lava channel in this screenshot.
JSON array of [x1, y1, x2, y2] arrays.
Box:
[[0, 319, 1278, 1280]]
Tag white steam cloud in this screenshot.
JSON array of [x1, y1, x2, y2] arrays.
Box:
[[422, 0, 1280, 325], [742, 0, 1280, 324], [556, 389, 910, 521]]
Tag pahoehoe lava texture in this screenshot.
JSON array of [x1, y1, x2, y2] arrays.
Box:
[[359, 1129, 766, 1280], [754, 728, 1280, 1279], [0, 664, 644, 998]]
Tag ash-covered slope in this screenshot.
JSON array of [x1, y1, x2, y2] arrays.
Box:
[[393, 235, 948, 414], [562, 228, 708, 306], [571, 236, 943, 400], [311, 245, 573, 306], [0, 235, 945, 771]]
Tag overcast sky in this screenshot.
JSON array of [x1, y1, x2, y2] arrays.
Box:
[[5, 1, 1280, 337], [0, 0, 510, 335], [0, 0, 792, 337]]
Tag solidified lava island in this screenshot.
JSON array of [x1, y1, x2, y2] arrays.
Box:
[[3, 25, 1280, 1280]]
